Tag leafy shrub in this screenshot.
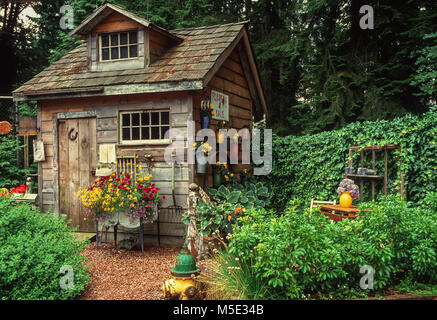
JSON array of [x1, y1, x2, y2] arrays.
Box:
[[257, 108, 437, 211], [0, 197, 90, 300], [213, 196, 436, 299], [0, 135, 30, 189], [182, 182, 271, 237]]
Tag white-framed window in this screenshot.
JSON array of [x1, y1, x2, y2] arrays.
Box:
[[100, 31, 138, 61], [120, 110, 171, 144]]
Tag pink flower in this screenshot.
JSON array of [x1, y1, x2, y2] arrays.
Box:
[[162, 195, 166, 200]]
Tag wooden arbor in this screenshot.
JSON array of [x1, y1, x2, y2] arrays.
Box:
[[345, 144, 406, 201]]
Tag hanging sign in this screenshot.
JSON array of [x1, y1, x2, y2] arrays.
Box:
[[33, 139, 45, 162], [211, 90, 229, 121]]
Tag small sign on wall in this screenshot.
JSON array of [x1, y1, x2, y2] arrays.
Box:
[[211, 90, 229, 121], [33, 139, 45, 162]]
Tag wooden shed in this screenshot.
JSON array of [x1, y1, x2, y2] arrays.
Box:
[[13, 2, 267, 246]]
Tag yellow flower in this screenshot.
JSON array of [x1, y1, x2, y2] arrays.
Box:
[[230, 173, 234, 177]]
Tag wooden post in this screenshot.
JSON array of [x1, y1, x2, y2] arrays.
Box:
[[140, 217, 144, 253]]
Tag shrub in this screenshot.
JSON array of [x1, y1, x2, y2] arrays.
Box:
[[0, 135, 30, 189], [0, 197, 90, 300], [182, 182, 271, 237], [257, 107, 437, 211], [212, 196, 436, 299]]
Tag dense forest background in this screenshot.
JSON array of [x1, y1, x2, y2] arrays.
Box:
[[1, 0, 436, 135]]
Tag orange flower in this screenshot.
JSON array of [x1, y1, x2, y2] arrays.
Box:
[[211, 111, 215, 116], [210, 104, 214, 109]]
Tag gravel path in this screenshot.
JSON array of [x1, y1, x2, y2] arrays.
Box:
[[79, 242, 181, 300]]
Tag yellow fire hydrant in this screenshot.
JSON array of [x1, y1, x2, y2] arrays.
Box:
[[162, 250, 200, 300]]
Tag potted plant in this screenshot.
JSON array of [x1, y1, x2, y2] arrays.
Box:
[[193, 141, 212, 174], [200, 102, 215, 129], [77, 176, 119, 222], [212, 161, 227, 187], [216, 120, 229, 143], [337, 178, 359, 208], [240, 168, 250, 185]]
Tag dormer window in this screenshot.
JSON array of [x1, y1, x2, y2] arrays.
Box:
[[100, 31, 138, 61]]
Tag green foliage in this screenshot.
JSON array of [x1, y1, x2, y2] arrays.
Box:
[[257, 108, 437, 211], [182, 182, 271, 237], [219, 196, 436, 299], [0, 197, 90, 300], [0, 135, 31, 189], [411, 32, 437, 104]]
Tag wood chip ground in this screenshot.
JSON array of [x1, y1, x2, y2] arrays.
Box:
[[79, 242, 181, 300]]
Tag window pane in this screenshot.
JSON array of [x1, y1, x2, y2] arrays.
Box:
[[129, 31, 138, 44], [110, 33, 118, 46], [111, 47, 119, 60], [129, 45, 138, 58], [141, 127, 150, 140], [132, 128, 140, 140], [161, 126, 169, 139], [161, 112, 169, 125], [101, 48, 109, 61], [151, 112, 160, 125], [120, 32, 128, 45], [151, 127, 160, 140], [120, 46, 128, 59], [131, 113, 140, 126], [101, 34, 109, 47], [122, 114, 130, 126], [122, 128, 130, 141], [141, 112, 149, 125]]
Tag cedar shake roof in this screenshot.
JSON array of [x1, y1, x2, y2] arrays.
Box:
[[13, 22, 246, 96], [12, 2, 267, 115]]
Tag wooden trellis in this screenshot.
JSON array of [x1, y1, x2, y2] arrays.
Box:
[[346, 144, 406, 201]]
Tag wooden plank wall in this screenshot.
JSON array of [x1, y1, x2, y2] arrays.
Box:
[[193, 48, 253, 189], [38, 92, 192, 246], [149, 29, 175, 64]]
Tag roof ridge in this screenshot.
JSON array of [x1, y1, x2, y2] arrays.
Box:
[[170, 20, 248, 33]]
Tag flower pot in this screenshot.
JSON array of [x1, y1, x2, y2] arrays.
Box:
[[230, 143, 239, 158], [339, 191, 353, 208], [216, 131, 225, 144], [197, 162, 207, 174], [201, 116, 210, 129], [213, 173, 222, 187]]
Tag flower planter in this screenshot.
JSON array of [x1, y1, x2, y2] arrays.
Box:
[[196, 162, 207, 174], [213, 173, 222, 187], [201, 116, 210, 129]]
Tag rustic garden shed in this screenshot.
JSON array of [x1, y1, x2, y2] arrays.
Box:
[[12, 2, 267, 246]]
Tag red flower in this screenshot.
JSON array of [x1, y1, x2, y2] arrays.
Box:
[[162, 195, 166, 200]]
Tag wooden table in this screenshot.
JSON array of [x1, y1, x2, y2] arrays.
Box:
[[319, 204, 360, 221]]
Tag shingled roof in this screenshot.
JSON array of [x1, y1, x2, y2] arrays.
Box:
[[12, 3, 267, 114], [14, 21, 244, 94]]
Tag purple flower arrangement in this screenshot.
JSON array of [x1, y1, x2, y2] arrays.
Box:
[[337, 178, 359, 199], [127, 200, 159, 224]]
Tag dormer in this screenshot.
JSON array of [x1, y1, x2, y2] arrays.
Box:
[[69, 2, 182, 72]]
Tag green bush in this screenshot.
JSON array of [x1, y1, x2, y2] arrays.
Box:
[[258, 107, 437, 211], [0, 135, 31, 189], [219, 196, 436, 299], [182, 182, 271, 237], [0, 197, 90, 300]]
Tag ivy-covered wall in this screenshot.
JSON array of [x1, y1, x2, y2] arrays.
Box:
[[259, 107, 437, 211]]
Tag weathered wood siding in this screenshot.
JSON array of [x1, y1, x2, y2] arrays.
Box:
[[193, 48, 253, 189], [38, 92, 193, 246]]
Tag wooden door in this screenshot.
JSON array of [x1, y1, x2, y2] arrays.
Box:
[[58, 117, 97, 232]]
